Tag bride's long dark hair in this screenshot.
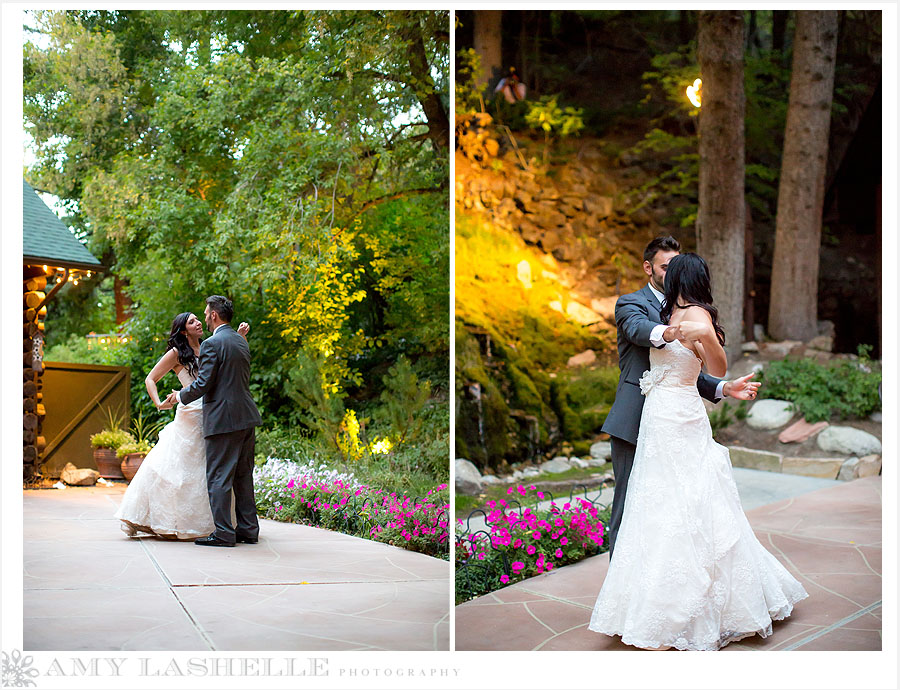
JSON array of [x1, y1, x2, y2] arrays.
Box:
[[167, 312, 200, 377], [660, 252, 726, 346]]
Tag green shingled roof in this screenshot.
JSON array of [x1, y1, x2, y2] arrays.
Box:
[[23, 179, 102, 271]]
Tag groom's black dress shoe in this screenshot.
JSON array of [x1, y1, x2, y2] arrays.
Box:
[[235, 534, 258, 544], [194, 535, 235, 547]]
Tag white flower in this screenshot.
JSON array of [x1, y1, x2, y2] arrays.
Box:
[[639, 365, 671, 396]]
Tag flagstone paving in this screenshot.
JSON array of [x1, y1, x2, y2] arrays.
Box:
[[456, 475, 882, 651], [23, 484, 450, 651]]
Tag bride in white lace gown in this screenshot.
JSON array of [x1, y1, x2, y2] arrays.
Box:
[[589, 253, 807, 650], [115, 312, 247, 540]]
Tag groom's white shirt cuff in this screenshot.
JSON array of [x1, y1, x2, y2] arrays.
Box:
[[175, 323, 227, 404]]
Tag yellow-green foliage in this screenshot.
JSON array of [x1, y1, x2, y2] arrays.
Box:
[[90, 429, 134, 450]]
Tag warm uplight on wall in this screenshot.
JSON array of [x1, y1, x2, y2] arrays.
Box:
[[686, 78, 702, 108]]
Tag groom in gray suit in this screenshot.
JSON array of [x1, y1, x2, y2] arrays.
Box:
[[602, 236, 760, 559], [170, 295, 263, 547]]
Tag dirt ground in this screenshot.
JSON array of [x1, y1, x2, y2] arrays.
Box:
[[714, 415, 882, 458]]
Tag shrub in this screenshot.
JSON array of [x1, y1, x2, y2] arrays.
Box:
[[116, 439, 152, 458], [90, 428, 134, 450], [757, 346, 881, 422], [253, 458, 449, 559], [455, 484, 608, 603]]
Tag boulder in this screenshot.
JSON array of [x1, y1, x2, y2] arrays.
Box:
[[857, 454, 882, 478], [541, 457, 572, 474], [481, 474, 502, 486], [817, 426, 882, 456], [570, 457, 590, 469], [567, 349, 597, 368], [869, 411, 882, 423], [728, 446, 783, 472], [455, 459, 483, 495], [741, 341, 759, 353], [753, 324, 766, 341], [758, 340, 804, 359], [590, 441, 612, 461], [745, 399, 796, 430], [778, 419, 828, 444], [590, 296, 618, 322], [522, 467, 541, 478], [838, 457, 860, 482], [782, 456, 844, 479], [806, 334, 833, 352], [60, 462, 100, 487]]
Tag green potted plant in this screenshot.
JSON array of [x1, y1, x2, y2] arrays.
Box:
[[89, 406, 134, 479], [118, 410, 166, 481]]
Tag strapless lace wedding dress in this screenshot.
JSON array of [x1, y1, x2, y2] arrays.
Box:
[[588, 340, 808, 650], [114, 368, 214, 539]]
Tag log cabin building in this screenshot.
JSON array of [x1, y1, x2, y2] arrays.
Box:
[[23, 179, 103, 481]]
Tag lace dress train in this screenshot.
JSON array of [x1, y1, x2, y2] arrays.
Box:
[[588, 340, 808, 650]]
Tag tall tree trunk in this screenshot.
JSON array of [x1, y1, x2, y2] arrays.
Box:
[[696, 11, 746, 364], [768, 11, 838, 342], [402, 11, 449, 152], [473, 10, 502, 92], [772, 10, 788, 53]]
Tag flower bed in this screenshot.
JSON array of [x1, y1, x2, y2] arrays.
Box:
[[254, 458, 450, 559], [455, 485, 609, 603]]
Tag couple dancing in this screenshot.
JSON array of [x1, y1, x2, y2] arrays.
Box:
[[588, 236, 808, 651], [115, 295, 262, 547]]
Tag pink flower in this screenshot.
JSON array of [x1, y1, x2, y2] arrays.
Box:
[[512, 561, 525, 572], [560, 537, 569, 546], [500, 574, 510, 584], [527, 545, 536, 555], [532, 531, 542, 540], [287, 479, 295, 489], [555, 548, 563, 558], [513, 538, 523, 548]]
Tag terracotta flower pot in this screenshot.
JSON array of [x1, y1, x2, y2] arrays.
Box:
[[120, 453, 147, 482], [93, 447, 125, 479]]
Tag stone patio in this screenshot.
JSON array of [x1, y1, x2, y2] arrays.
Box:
[[456, 475, 882, 651], [24, 483, 450, 651]]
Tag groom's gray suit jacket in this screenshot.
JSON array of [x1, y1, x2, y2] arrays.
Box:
[[179, 324, 262, 437], [601, 285, 720, 446]]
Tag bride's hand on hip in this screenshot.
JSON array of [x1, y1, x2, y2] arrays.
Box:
[[723, 373, 761, 400]]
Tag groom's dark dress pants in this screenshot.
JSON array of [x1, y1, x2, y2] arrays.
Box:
[[206, 426, 259, 543], [608, 435, 637, 561]]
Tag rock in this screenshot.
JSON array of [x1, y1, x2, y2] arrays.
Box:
[[511, 470, 524, 481], [590, 296, 618, 322], [745, 399, 796, 430], [728, 446, 783, 472], [570, 457, 590, 469], [565, 301, 603, 326], [584, 194, 614, 217], [60, 462, 100, 487], [869, 411, 882, 423], [838, 457, 860, 482], [517, 260, 532, 289], [741, 341, 759, 353], [758, 340, 804, 359], [778, 419, 829, 444], [753, 324, 766, 341], [567, 349, 597, 367], [858, 454, 882, 478], [807, 334, 833, 352], [590, 441, 612, 461], [782, 456, 844, 479], [522, 467, 541, 478], [455, 459, 483, 495], [817, 320, 835, 338], [817, 426, 882, 456], [481, 474, 502, 486], [541, 457, 572, 474]]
